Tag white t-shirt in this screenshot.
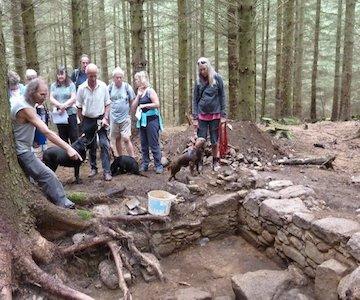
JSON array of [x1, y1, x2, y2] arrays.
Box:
[[76, 80, 111, 118]]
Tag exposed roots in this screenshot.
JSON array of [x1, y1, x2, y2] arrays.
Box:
[[107, 241, 132, 300], [61, 235, 112, 256], [19, 255, 94, 300], [67, 187, 126, 207], [100, 215, 170, 223]]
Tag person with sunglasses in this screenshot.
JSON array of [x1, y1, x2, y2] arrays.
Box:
[[192, 57, 227, 172]]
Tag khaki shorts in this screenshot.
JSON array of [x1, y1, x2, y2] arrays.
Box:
[[110, 117, 132, 139]]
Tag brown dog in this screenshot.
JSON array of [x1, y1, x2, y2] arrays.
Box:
[[168, 138, 206, 181]]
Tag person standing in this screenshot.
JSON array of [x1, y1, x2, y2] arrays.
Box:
[[192, 57, 227, 172], [71, 54, 90, 91], [76, 63, 112, 181], [7, 70, 26, 98], [49, 66, 78, 144], [108, 67, 136, 157], [131, 71, 163, 174], [10, 78, 81, 208]]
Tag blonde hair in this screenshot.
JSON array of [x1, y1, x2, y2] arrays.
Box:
[[112, 67, 125, 77], [134, 71, 150, 88], [196, 57, 217, 86]]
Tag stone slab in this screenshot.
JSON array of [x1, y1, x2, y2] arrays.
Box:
[[312, 217, 360, 244], [279, 185, 315, 199], [346, 232, 360, 262], [260, 198, 309, 226], [338, 266, 360, 300], [243, 189, 280, 217]]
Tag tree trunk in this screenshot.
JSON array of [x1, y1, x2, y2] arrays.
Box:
[[293, 0, 305, 119], [122, 0, 132, 84], [113, 3, 118, 67], [339, 0, 356, 121], [214, 0, 219, 71], [81, 0, 91, 56], [91, 0, 97, 64], [260, 0, 270, 118], [150, 0, 157, 92], [200, 0, 205, 56], [310, 0, 321, 122], [99, 0, 109, 83], [11, 0, 25, 81], [71, 0, 83, 68], [129, 0, 147, 76], [274, 0, 283, 119], [188, 1, 194, 113], [227, 0, 238, 120], [237, 0, 256, 121], [280, 0, 295, 117], [331, 0, 343, 121], [146, 2, 151, 78], [60, 6, 67, 68], [178, 0, 188, 125], [21, 0, 39, 72]]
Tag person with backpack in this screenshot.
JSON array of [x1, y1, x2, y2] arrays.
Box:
[[71, 54, 90, 91], [192, 57, 227, 172], [108, 67, 136, 157]]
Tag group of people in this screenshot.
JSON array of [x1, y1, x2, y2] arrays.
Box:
[[7, 54, 227, 209]]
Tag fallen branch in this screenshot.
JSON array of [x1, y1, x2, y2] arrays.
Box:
[[275, 155, 336, 169], [107, 241, 132, 300]]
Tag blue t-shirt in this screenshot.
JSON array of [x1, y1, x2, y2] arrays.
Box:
[[50, 82, 77, 115], [109, 82, 135, 123]]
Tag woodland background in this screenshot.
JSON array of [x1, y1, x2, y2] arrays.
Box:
[[2, 0, 359, 125]]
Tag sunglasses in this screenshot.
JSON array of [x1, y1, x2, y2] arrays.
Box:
[[197, 60, 206, 65]]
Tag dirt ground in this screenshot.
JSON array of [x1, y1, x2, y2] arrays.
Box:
[[32, 120, 360, 299]]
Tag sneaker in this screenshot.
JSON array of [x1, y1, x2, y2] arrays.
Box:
[[139, 164, 148, 172], [63, 198, 75, 209], [155, 165, 164, 174], [104, 173, 112, 181], [88, 169, 98, 178], [212, 159, 221, 172]]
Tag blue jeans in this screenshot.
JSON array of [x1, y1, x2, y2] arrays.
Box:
[[139, 117, 162, 167], [82, 117, 111, 174]]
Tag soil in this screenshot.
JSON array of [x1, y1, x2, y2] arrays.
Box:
[[29, 120, 360, 299]]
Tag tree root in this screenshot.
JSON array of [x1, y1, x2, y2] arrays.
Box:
[[61, 235, 112, 256], [107, 241, 132, 300], [100, 215, 170, 223], [67, 187, 126, 206], [19, 255, 94, 300], [0, 246, 12, 300]]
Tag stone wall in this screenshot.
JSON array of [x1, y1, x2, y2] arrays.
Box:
[[145, 179, 360, 297]]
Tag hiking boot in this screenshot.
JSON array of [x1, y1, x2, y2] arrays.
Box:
[[88, 169, 98, 178], [139, 164, 148, 172], [104, 173, 112, 181], [63, 198, 75, 209], [212, 158, 221, 172], [155, 165, 164, 174]]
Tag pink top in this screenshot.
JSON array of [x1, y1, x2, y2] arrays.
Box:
[[198, 113, 221, 121]]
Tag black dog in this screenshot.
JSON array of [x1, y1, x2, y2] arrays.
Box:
[[42, 136, 87, 184], [111, 155, 145, 176]]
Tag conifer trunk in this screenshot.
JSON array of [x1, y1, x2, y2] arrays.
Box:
[[274, 0, 283, 119], [122, 0, 132, 84], [71, 0, 83, 68], [99, 0, 109, 83], [260, 0, 270, 118], [11, 0, 25, 80]]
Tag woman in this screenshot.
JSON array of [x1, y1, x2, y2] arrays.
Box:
[[7, 70, 26, 98], [49, 66, 78, 144], [131, 71, 164, 174], [192, 57, 227, 171]]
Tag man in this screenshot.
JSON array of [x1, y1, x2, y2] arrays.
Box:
[[71, 54, 90, 91], [76, 63, 112, 181], [108, 67, 136, 157], [10, 78, 82, 208], [7, 70, 26, 98]]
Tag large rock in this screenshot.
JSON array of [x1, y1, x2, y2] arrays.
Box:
[[260, 198, 309, 226], [305, 241, 324, 265], [98, 260, 131, 290], [167, 181, 191, 198], [315, 259, 348, 300], [312, 217, 360, 244], [231, 269, 293, 300], [243, 189, 280, 217], [268, 180, 293, 191], [164, 287, 212, 300], [279, 185, 315, 199], [292, 212, 315, 230], [347, 232, 360, 262], [205, 193, 239, 214], [282, 245, 307, 267], [338, 266, 360, 300], [277, 289, 309, 300]]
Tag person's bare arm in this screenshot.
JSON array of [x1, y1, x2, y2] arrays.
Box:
[[49, 92, 63, 109], [63, 92, 76, 109], [101, 105, 110, 127], [19, 108, 82, 161]]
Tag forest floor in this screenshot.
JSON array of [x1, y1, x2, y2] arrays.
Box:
[[27, 120, 360, 299]]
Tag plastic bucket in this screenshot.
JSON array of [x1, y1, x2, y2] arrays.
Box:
[[147, 190, 176, 216]]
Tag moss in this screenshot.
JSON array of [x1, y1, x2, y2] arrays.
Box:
[[67, 192, 87, 204], [77, 209, 93, 221]]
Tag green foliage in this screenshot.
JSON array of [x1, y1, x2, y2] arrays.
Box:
[[77, 209, 93, 221], [67, 191, 87, 204]]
